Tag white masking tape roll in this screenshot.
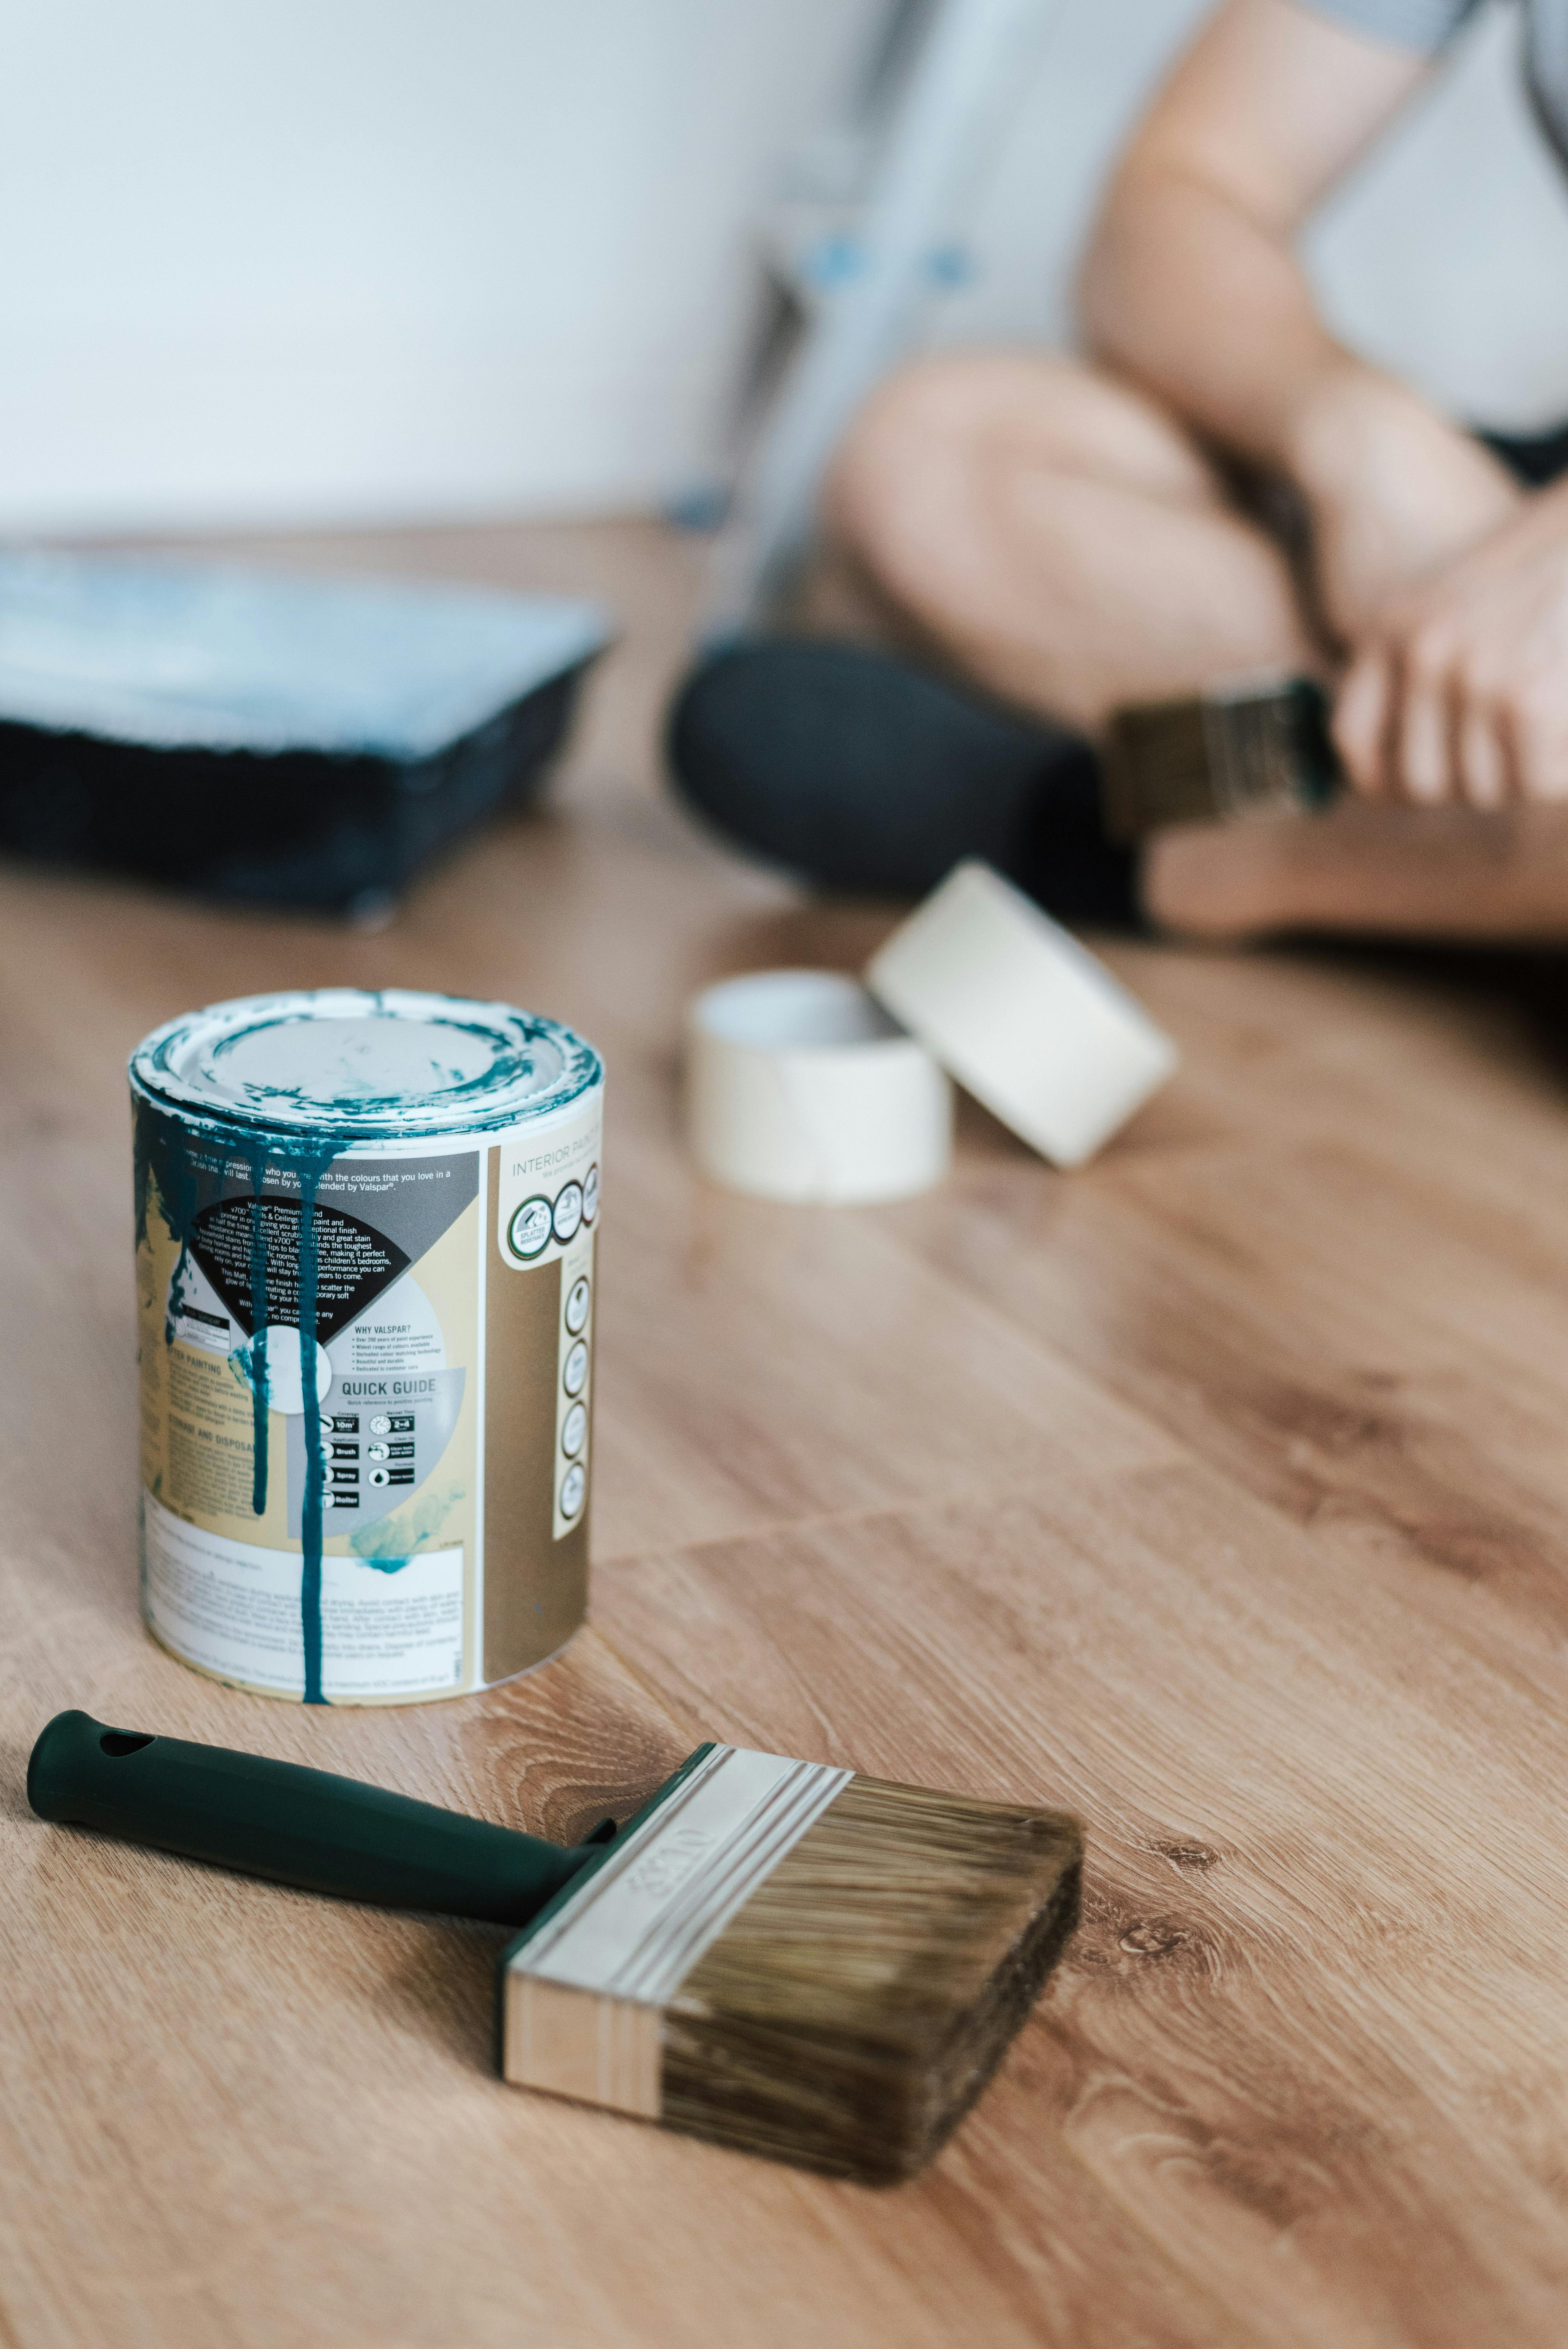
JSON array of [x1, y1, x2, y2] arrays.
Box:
[[685, 970, 953, 1204], [866, 861, 1177, 1167]]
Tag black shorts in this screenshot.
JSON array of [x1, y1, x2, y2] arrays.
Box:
[[1479, 422, 1568, 487]]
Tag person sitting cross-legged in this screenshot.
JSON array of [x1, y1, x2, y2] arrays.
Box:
[[670, 0, 1568, 941]]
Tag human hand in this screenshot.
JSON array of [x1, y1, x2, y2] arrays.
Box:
[[1333, 486, 1568, 805]]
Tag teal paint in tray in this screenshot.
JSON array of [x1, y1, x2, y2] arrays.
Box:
[[130, 989, 604, 1705]]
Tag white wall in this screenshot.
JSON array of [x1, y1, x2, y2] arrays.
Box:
[[4, 0, 1568, 535], [1306, 3, 1568, 430], [0, 0, 884, 532]]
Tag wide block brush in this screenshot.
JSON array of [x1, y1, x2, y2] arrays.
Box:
[[29, 1712, 1082, 2185], [1102, 672, 1342, 842]]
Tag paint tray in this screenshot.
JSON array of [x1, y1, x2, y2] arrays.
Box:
[[0, 550, 612, 914]]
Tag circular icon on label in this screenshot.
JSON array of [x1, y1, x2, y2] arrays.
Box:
[[370, 1415, 390, 1435], [563, 1339, 588, 1397], [552, 1182, 584, 1244], [561, 1401, 587, 1457], [508, 1196, 553, 1260], [560, 1462, 586, 1519], [583, 1164, 600, 1224], [366, 1441, 389, 1461], [369, 1467, 390, 1488], [565, 1277, 590, 1336], [319, 1414, 336, 1435]]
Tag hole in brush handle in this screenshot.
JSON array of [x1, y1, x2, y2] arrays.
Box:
[[100, 1731, 155, 1757]]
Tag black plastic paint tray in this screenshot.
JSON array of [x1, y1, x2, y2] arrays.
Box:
[[0, 551, 613, 915]]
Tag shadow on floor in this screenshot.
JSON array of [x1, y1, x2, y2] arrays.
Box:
[[1282, 934, 1568, 1093]]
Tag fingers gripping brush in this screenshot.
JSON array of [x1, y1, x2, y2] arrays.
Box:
[[29, 1712, 1083, 2185]]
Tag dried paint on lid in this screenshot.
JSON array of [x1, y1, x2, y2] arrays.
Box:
[[129, 988, 602, 1142]]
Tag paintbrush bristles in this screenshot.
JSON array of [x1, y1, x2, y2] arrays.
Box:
[[660, 1774, 1082, 2183], [1102, 699, 1216, 841]]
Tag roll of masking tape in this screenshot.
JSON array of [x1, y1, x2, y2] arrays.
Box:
[[866, 861, 1177, 1167], [685, 970, 952, 1204]]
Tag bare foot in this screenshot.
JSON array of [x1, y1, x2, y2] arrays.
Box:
[[1143, 800, 1568, 944]]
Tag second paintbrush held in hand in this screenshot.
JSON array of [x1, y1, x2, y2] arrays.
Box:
[[1103, 674, 1342, 842]]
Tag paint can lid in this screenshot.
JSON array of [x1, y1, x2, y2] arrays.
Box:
[[130, 988, 602, 1141]]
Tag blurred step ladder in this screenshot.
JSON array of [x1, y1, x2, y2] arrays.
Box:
[[702, 0, 1061, 638]]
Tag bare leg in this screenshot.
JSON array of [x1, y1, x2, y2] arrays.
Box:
[[1143, 801, 1568, 940], [825, 350, 1317, 733], [829, 351, 1568, 941]]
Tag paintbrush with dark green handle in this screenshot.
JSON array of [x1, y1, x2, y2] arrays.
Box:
[[29, 1709, 1082, 2185]]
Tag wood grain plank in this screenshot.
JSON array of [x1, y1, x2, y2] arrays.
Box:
[[594, 1474, 1568, 2349], [5, 513, 1567, 2347], [884, 1076, 1568, 1695], [0, 803, 1183, 1588]]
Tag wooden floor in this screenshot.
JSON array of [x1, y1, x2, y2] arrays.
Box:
[[6, 516, 1568, 2349]]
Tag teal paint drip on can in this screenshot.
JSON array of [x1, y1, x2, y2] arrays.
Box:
[[129, 989, 605, 1706]]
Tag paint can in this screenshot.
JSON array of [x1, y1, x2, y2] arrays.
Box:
[[129, 989, 604, 1705]]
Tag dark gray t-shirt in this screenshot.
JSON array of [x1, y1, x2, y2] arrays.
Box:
[[1299, 0, 1568, 162]]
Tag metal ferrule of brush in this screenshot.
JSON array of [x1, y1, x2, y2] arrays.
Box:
[[502, 1747, 851, 2116], [1202, 674, 1340, 822]]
